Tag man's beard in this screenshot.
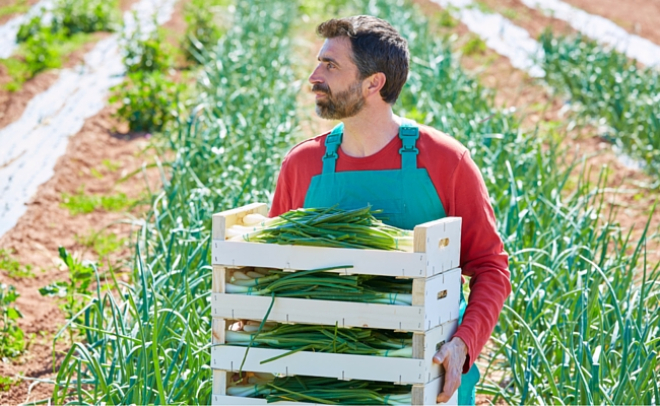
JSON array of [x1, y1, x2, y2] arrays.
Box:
[[313, 80, 366, 120]]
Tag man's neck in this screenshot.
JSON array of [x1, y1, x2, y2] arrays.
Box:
[[339, 105, 400, 158]]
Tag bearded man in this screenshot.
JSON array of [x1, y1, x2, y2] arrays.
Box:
[[269, 16, 511, 404]]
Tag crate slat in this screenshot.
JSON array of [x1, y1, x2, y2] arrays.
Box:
[[212, 267, 461, 331], [211, 216, 460, 278], [211, 320, 457, 384]]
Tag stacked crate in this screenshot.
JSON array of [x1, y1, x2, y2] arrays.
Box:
[[210, 203, 463, 405]]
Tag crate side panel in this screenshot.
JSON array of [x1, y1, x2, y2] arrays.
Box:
[[417, 320, 458, 383], [213, 346, 425, 383], [423, 268, 462, 331], [212, 294, 425, 331], [212, 240, 427, 277], [423, 217, 461, 276]]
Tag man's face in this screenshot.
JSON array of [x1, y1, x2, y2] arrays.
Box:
[[309, 37, 366, 120]]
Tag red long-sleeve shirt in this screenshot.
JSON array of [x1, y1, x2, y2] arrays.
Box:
[[269, 124, 511, 371]]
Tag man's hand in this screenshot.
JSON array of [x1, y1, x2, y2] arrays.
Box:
[[433, 337, 468, 403]]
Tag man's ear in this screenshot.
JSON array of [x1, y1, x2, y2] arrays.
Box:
[[363, 72, 387, 97]]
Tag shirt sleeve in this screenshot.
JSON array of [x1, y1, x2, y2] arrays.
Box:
[[269, 156, 293, 218], [449, 151, 511, 373]]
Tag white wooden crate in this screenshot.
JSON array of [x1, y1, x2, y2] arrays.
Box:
[[210, 203, 463, 406]]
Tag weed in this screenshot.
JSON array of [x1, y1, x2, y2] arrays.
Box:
[[110, 71, 187, 132], [461, 34, 487, 55], [76, 229, 127, 260], [0, 375, 18, 392], [0, 249, 35, 279], [39, 248, 95, 341], [0, 284, 26, 359], [102, 159, 121, 172], [60, 188, 138, 215], [472, 0, 494, 14], [90, 167, 103, 179], [502, 8, 518, 20], [0, 0, 29, 19], [437, 9, 458, 28], [101, 159, 121, 172]]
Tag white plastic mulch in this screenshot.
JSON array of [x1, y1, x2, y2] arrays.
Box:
[[520, 0, 660, 67], [0, 0, 56, 59], [429, 0, 546, 77], [0, 0, 177, 237]]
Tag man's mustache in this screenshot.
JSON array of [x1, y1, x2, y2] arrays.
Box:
[[312, 83, 331, 95]]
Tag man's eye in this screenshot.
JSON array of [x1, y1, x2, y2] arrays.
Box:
[[327, 63, 335, 69]]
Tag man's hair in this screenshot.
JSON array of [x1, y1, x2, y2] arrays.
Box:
[[317, 16, 409, 104]]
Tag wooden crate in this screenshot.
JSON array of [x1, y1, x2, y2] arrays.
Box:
[[211, 203, 463, 405]]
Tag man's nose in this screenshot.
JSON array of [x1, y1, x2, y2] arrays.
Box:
[[308, 64, 323, 85]]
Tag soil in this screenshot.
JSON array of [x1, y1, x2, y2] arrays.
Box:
[[562, 0, 660, 45], [0, 0, 40, 25], [0, 1, 187, 404]]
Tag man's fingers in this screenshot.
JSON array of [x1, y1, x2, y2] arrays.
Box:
[[436, 369, 461, 403], [432, 348, 447, 365]]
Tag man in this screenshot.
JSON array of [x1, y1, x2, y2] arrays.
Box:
[[269, 16, 510, 404]]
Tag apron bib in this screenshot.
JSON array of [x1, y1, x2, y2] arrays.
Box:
[[303, 120, 479, 404]]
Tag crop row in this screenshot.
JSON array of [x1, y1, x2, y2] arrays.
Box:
[[539, 32, 660, 177]]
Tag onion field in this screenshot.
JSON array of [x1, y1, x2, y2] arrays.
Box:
[[0, 0, 658, 404]]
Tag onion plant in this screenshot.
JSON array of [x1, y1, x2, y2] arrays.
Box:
[[248, 206, 413, 251], [225, 322, 413, 361], [539, 31, 660, 177], [228, 375, 413, 405], [226, 267, 413, 305]]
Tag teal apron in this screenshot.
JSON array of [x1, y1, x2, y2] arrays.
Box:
[[303, 120, 480, 405]]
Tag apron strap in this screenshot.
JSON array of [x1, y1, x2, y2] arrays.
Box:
[[322, 123, 344, 174], [399, 119, 419, 170]]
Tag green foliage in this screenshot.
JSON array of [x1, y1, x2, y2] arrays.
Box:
[[539, 31, 660, 176], [102, 159, 121, 172], [76, 229, 127, 261], [50, 0, 118, 35], [461, 34, 487, 55], [437, 9, 458, 28], [0, 375, 18, 392], [39, 248, 96, 334], [122, 23, 173, 73], [110, 71, 187, 132], [0, 249, 35, 279], [183, 0, 227, 63], [16, 0, 118, 42], [60, 188, 138, 215], [0, 284, 26, 359], [0, 0, 29, 19]]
